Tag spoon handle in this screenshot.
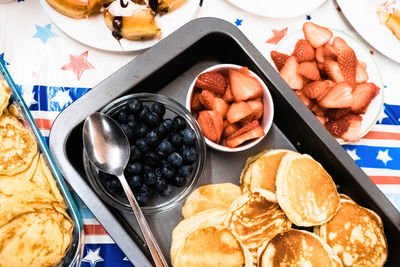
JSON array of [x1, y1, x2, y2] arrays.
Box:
[[117, 174, 168, 267]]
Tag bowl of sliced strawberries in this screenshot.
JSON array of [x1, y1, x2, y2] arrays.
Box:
[[186, 64, 274, 152], [270, 22, 384, 143]]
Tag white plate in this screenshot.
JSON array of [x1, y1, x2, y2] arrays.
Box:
[[41, 0, 199, 52], [227, 0, 327, 18], [337, 0, 400, 63], [274, 29, 384, 144]]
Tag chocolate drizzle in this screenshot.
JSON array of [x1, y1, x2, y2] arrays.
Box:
[[112, 16, 123, 41], [120, 0, 129, 8]]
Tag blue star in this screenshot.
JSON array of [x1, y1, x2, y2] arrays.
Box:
[[17, 0, 24, 2], [33, 24, 58, 44], [306, 15, 312, 20], [0, 53, 9, 66], [383, 85, 387, 88], [235, 18, 243, 27]]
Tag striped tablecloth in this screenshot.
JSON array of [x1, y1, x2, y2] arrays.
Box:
[[1, 0, 399, 266]]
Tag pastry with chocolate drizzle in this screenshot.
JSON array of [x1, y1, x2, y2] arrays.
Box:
[[45, 0, 113, 19]]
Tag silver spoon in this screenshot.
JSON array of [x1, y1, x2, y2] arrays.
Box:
[[83, 112, 168, 267]]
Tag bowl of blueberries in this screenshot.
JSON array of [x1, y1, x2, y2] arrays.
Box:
[[83, 93, 206, 214]]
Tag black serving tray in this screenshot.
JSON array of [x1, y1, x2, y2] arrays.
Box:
[[49, 18, 400, 266]]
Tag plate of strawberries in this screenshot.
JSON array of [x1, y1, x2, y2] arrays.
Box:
[[270, 22, 384, 143]]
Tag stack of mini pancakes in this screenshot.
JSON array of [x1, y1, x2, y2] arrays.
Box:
[[0, 80, 73, 267], [171, 149, 388, 266]]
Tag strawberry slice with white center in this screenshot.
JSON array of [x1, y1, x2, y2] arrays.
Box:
[[355, 62, 369, 83], [292, 39, 315, 62], [324, 60, 345, 83], [270, 51, 289, 71], [226, 101, 252, 124], [351, 83, 380, 114], [229, 68, 263, 102], [297, 61, 321, 81], [341, 114, 362, 142], [279, 56, 304, 90], [319, 82, 353, 109], [303, 22, 333, 48]]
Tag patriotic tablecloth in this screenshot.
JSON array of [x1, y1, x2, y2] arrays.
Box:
[[1, 0, 399, 266]]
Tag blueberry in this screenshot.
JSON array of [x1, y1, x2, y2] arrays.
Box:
[[169, 133, 183, 147], [161, 162, 175, 178], [161, 119, 173, 132], [145, 129, 160, 146], [155, 167, 164, 178], [125, 162, 143, 175], [136, 138, 150, 153], [153, 176, 167, 192], [127, 114, 135, 122], [172, 116, 186, 131], [144, 112, 160, 127], [130, 145, 142, 161], [178, 165, 193, 176], [139, 106, 150, 121], [160, 184, 173, 196], [133, 123, 148, 138], [127, 175, 142, 188], [182, 148, 198, 164], [138, 184, 153, 196], [104, 178, 122, 192], [127, 119, 136, 128], [128, 99, 143, 115], [181, 128, 196, 145], [143, 171, 156, 186], [136, 194, 150, 206], [144, 151, 160, 166], [156, 140, 173, 157], [120, 123, 134, 139], [172, 175, 186, 187], [151, 102, 166, 117], [154, 123, 166, 138], [113, 108, 128, 123], [143, 165, 153, 175], [168, 152, 183, 167]]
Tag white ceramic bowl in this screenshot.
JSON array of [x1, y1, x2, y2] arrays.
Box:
[[186, 64, 274, 152]]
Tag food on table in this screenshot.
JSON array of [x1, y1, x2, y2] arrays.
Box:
[[0, 80, 73, 267], [45, 0, 113, 19], [377, 0, 400, 40], [191, 67, 265, 148], [271, 22, 381, 142], [181, 183, 241, 218], [258, 229, 342, 267], [100, 99, 198, 206], [315, 197, 388, 267], [171, 149, 388, 266]]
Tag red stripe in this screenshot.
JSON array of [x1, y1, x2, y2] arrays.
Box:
[[34, 118, 53, 131], [370, 176, 400, 185], [84, 224, 108, 235], [363, 131, 400, 140]]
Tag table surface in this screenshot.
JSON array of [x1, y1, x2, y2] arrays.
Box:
[[1, 0, 399, 266]]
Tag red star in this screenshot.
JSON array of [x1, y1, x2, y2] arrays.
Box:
[[266, 28, 288, 45], [61, 51, 94, 80], [369, 50, 375, 55]]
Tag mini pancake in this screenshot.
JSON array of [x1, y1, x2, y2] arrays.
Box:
[[0, 209, 73, 267], [182, 183, 241, 218], [316, 199, 387, 267], [225, 192, 291, 258], [171, 207, 227, 265], [0, 80, 11, 117], [258, 229, 342, 267], [0, 152, 39, 181], [0, 115, 38, 175], [275, 153, 340, 226], [174, 226, 253, 267]]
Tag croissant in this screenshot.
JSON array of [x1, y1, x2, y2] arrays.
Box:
[[46, 0, 113, 19]]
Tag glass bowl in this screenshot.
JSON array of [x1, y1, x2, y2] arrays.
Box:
[[83, 93, 206, 214]]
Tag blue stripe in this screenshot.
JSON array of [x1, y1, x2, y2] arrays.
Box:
[[377, 103, 400, 126], [342, 145, 400, 170], [82, 244, 134, 267]]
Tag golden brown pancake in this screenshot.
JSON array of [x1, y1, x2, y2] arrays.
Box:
[[275, 153, 340, 226], [258, 229, 342, 267], [174, 226, 252, 267], [0, 81, 10, 117], [316, 199, 387, 267], [225, 192, 291, 258], [0, 152, 39, 181], [182, 183, 241, 219]]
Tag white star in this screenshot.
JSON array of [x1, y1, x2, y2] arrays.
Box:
[[123, 256, 129, 261], [51, 89, 71, 109], [376, 149, 392, 165], [347, 149, 360, 161], [377, 109, 388, 123], [82, 247, 104, 267], [21, 85, 37, 108]]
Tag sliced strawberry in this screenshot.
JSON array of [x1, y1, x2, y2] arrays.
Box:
[[195, 71, 227, 95], [319, 82, 353, 109], [303, 22, 333, 48], [332, 36, 351, 51], [246, 98, 264, 120], [325, 117, 350, 138], [302, 80, 330, 99], [351, 83, 380, 114], [198, 90, 215, 110], [341, 114, 362, 142], [227, 125, 264, 148], [197, 110, 223, 143], [315, 46, 325, 63], [223, 85, 234, 103], [310, 103, 326, 117], [324, 60, 345, 83], [358, 60, 367, 70], [228, 120, 259, 139], [325, 108, 352, 120], [279, 56, 304, 90], [295, 90, 312, 107], [226, 101, 252, 124], [316, 115, 327, 125], [238, 67, 251, 75], [270, 51, 289, 71], [191, 90, 204, 111], [223, 123, 240, 138], [356, 62, 368, 83], [292, 39, 315, 62], [297, 61, 321, 81], [213, 97, 229, 119], [229, 69, 263, 101], [336, 46, 357, 86], [323, 43, 337, 61], [316, 80, 335, 102]]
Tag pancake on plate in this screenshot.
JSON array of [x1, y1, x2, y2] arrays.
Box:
[[174, 226, 253, 267], [225, 191, 291, 259], [171, 207, 227, 265], [182, 183, 241, 218], [275, 153, 340, 226], [0, 81, 10, 117], [258, 229, 342, 267], [315, 198, 387, 267]]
